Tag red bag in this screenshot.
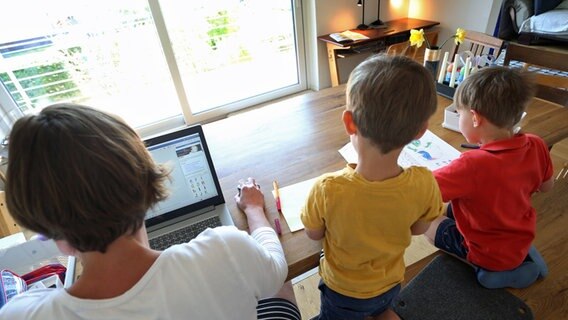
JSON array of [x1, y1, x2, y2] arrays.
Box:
[[20, 263, 67, 286]]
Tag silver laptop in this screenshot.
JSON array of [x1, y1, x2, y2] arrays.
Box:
[[144, 124, 234, 250]]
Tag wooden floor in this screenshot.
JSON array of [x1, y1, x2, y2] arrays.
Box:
[[292, 138, 568, 320]]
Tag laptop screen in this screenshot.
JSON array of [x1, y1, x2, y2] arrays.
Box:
[[143, 125, 225, 227]]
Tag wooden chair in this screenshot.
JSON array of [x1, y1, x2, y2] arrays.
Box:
[[386, 32, 439, 64], [450, 30, 505, 61], [503, 43, 568, 107]]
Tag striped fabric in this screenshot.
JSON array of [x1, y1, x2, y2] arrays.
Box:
[[257, 298, 301, 320]]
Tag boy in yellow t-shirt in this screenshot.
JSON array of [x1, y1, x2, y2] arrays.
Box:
[[301, 54, 444, 320]]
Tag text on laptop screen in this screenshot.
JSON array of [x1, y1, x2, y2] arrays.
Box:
[[145, 133, 219, 220]]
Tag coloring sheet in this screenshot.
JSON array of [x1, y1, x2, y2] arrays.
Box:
[[339, 130, 461, 171]]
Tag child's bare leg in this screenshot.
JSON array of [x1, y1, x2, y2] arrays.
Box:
[[257, 281, 300, 320], [272, 281, 297, 305], [424, 216, 448, 245]]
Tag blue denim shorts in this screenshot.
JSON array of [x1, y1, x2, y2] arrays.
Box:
[[434, 204, 468, 259], [317, 279, 401, 320]]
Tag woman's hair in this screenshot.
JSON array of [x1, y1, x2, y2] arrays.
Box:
[[5, 104, 170, 253]]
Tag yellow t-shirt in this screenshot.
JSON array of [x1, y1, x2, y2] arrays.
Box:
[[300, 164, 443, 299]]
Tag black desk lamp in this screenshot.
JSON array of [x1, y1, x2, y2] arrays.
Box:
[[370, 0, 384, 27], [356, 0, 369, 30]]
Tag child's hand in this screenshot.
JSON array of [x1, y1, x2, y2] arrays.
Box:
[[235, 178, 265, 214]]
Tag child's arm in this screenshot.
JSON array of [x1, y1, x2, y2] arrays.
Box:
[[538, 176, 554, 193], [300, 177, 327, 241], [304, 227, 325, 240], [410, 220, 431, 235]]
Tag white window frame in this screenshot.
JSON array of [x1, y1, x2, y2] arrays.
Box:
[[137, 0, 307, 138], [0, 1, 308, 139], [0, 81, 24, 140]]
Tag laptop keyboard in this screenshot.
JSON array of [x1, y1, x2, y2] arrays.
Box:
[[149, 216, 222, 251]]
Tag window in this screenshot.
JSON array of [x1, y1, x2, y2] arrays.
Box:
[[0, 0, 305, 136]]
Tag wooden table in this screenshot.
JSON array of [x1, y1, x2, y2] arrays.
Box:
[[318, 18, 439, 86], [202, 84, 568, 281]]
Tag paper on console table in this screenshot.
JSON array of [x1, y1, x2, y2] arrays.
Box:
[[339, 130, 461, 171], [277, 177, 318, 232], [330, 30, 370, 42]]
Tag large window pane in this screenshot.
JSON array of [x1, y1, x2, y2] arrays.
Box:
[[0, 1, 305, 133], [159, 0, 300, 114], [0, 1, 181, 128]]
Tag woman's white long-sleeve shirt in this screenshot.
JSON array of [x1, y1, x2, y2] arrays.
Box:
[[0, 226, 287, 320]]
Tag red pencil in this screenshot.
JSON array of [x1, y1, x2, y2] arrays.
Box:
[[274, 218, 282, 235], [273, 181, 282, 212]]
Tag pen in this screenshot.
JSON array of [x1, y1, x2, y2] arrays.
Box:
[[460, 143, 480, 149], [273, 180, 282, 212]]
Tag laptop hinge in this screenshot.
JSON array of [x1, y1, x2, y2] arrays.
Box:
[[146, 205, 215, 233]]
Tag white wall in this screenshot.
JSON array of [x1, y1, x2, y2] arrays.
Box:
[[408, 0, 501, 50], [311, 0, 503, 90]]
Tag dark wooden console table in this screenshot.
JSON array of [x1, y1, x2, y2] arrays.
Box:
[[318, 18, 439, 86]]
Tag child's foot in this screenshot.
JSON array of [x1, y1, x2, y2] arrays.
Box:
[[475, 262, 540, 289], [527, 245, 548, 279]]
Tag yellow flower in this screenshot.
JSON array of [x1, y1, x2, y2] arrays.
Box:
[[455, 28, 466, 45], [409, 29, 425, 48], [410, 27, 467, 50]]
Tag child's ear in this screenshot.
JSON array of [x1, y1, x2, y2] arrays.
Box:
[[414, 121, 429, 140], [342, 110, 358, 135], [471, 110, 482, 128]]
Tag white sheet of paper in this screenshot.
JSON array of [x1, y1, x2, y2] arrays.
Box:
[[0, 232, 26, 250], [278, 177, 318, 232], [339, 130, 461, 171]]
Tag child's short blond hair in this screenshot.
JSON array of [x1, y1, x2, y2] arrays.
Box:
[[346, 54, 437, 154], [454, 66, 536, 129]]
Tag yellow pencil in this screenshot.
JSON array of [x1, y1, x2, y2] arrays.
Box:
[[273, 181, 282, 211]]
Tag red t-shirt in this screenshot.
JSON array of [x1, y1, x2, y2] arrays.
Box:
[[434, 134, 553, 271]]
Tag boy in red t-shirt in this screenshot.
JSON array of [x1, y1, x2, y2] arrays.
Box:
[[425, 66, 554, 289]]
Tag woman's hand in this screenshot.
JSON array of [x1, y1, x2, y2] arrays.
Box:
[[235, 177, 264, 213], [235, 177, 270, 231]]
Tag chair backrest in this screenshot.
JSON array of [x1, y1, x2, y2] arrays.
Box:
[[527, 70, 568, 107], [386, 32, 439, 64], [503, 43, 568, 107], [451, 30, 505, 61]]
